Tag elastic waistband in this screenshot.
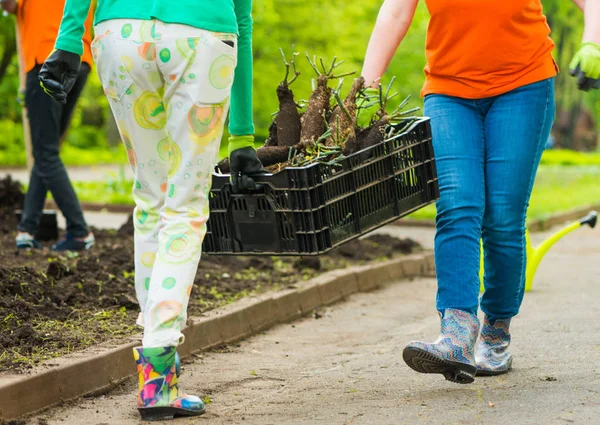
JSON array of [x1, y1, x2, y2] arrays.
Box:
[[94, 19, 236, 43]]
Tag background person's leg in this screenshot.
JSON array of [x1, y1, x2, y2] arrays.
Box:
[[23, 66, 88, 239], [19, 65, 92, 241], [481, 79, 555, 321], [18, 68, 51, 238], [424, 95, 486, 316]]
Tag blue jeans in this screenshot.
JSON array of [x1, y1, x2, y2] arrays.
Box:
[[425, 78, 555, 320]]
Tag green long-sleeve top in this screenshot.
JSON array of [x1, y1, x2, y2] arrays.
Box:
[[55, 0, 254, 136]]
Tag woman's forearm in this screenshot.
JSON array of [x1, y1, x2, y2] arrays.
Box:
[[361, 0, 419, 87], [55, 0, 94, 55], [229, 0, 254, 136], [583, 0, 600, 43]]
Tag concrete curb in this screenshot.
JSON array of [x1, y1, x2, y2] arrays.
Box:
[[0, 253, 434, 421], [392, 203, 600, 232]]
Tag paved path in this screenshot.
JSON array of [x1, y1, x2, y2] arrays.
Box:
[[30, 224, 600, 425]]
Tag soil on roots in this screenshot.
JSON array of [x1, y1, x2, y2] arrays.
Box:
[[0, 177, 421, 373], [275, 84, 302, 147]]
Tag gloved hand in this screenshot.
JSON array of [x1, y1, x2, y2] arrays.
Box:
[[356, 87, 381, 128], [228, 135, 265, 193], [39, 49, 81, 103], [569, 42, 600, 92]]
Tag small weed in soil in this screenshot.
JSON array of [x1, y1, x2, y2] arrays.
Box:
[[0, 177, 421, 372]]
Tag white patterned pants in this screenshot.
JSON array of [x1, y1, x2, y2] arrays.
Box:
[[92, 19, 237, 347]]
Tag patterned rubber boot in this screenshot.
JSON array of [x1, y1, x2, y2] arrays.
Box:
[[475, 316, 512, 376], [175, 352, 181, 377], [403, 308, 480, 384], [134, 347, 205, 421]]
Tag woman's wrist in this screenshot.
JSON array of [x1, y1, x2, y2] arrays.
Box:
[[228, 135, 255, 155]]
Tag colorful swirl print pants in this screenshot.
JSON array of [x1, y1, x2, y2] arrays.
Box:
[[92, 19, 237, 347]]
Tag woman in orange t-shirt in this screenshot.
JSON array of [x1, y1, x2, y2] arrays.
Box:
[[361, 0, 600, 383]]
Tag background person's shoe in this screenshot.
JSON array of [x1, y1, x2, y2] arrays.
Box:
[[15, 232, 42, 249], [403, 308, 480, 384], [475, 316, 513, 376], [134, 346, 205, 421], [52, 232, 95, 251]]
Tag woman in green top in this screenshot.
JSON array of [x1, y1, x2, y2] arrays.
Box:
[[39, 0, 264, 420]]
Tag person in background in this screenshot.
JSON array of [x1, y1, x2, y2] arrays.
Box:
[[1, 0, 95, 251], [39, 0, 263, 420], [360, 0, 599, 384]]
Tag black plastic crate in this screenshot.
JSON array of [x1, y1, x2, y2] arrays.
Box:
[[203, 118, 439, 255]]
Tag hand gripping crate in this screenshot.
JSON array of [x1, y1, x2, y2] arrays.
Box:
[[203, 117, 439, 255]]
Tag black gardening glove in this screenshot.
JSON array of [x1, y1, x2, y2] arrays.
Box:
[[39, 49, 81, 104], [570, 64, 600, 91], [229, 146, 266, 194]]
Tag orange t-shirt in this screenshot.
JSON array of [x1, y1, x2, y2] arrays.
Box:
[[422, 0, 558, 99], [17, 0, 94, 73]]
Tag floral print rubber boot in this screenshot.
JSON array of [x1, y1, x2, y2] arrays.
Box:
[[403, 308, 480, 384], [134, 347, 205, 421], [175, 352, 181, 377], [475, 316, 512, 376]]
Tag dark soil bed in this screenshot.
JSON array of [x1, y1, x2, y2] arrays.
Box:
[[0, 176, 420, 373]]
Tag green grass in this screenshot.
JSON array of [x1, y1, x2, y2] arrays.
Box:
[[407, 205, 437, 221], [0, 144, 127, 167], [540, 149, 600, 166], [527, 165, 600, 219], [409, 165, 600, 222], [71, 178, 134, 205]]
